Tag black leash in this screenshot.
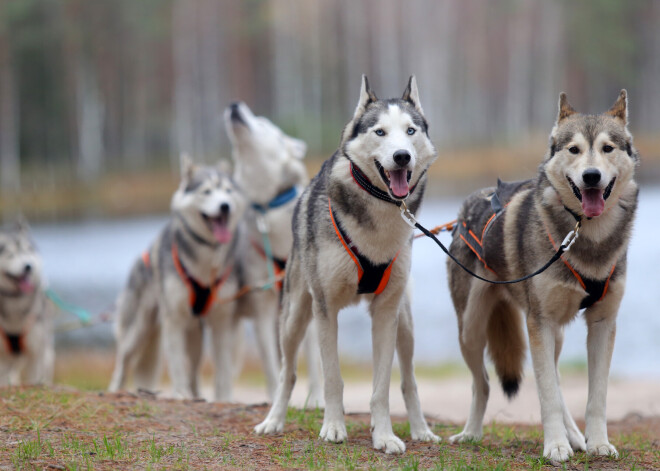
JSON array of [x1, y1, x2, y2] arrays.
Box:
[[400, 203, 581, 285]]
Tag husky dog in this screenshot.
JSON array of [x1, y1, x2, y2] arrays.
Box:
[[255, 76, 440, 453], [0, 220, 54, 386], [109, 157, 246, 400], [224, 102, 322, 405], [447, 91, 638, 461]]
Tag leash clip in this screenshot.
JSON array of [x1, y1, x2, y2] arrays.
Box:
[[256, 213, 269, 233], [560, 221, 581, 252], [399, 202, 417, 228]]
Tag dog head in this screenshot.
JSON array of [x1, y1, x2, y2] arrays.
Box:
[[224, 102, 307, 204], [341, 75, 437, 200], [0, 219, 42, 296], [171, 154, 246, 244], [544, 90, 639, 219]]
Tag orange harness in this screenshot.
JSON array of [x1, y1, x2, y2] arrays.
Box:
[[251, 240, 286, 291], [328, 199, 398, 295], [142, 245, 232, 317]]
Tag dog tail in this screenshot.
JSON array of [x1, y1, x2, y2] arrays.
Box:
[[486, 300, 526, 399]]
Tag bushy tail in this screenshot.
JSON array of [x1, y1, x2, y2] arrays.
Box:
[[487, 300, 526, 398]]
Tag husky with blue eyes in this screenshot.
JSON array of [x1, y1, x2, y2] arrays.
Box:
[[255, 75, 439, 454]]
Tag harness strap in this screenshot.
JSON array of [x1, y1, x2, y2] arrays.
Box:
[[251, 240, 287, 291], [1, 330, 24, 355], [252, 186, 298, 213], [545, 227, 615, 309], [142, 251, 151, 269], [328, 198, 398, 295], [349, 162, 422, 206], [171, 243, 232, 317]]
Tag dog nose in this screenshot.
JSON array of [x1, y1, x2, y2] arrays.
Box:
[[23, 264, 32, 275], [220, 203, 230, 215], [393, 150, 411, 167], [582, 168, 601, 187], [229, 102, 240, 110]]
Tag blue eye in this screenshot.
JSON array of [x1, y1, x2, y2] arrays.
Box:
[[407, 127, 416, 135], [374, 129, 385, 136]]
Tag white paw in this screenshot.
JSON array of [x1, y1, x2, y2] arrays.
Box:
[[544, 440, 573, 462], [319, 420, 347, 443], [566, 427, 586, 452], [373, 432, 406, 454], [254, 417, 284, 435], [448, 430, 482, 444], [411, 427, 441, 443], [587, 442, 618, 458]]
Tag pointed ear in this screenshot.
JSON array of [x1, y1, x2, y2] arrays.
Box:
[[606, 89, 628, 124], [352, 75, 378, 120], [285, 136, 307, 160], [557, 92, 577, 124], [180, 152, 194, 180], [217, 159, 232, 174], [402, 75, 424, 114], [14, 214, 30, 234]]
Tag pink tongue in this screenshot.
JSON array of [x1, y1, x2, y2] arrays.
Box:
[[389, 169, 410, 197], [582, 188, 605, 218], [18, 278, 34, 294], [211, 220, 232, 243]]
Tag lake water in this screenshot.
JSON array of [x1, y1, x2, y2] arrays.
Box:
[[32, 186, 660, 378]]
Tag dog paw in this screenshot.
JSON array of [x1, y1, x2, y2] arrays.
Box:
[[566, 427, 586, 452], [587, 442, 618, 458], [254, 417, 284, 435], [543, 440, 573, 462], [373, 432, 406, 454], [448, 431, 481, 444], [411, 427, 441, 443], [319, 420, 347, 443]]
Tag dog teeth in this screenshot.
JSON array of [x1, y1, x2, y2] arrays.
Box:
[[385, 170, 391, 179]]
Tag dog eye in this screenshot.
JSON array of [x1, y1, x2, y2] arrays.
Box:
[[602, 145, 614, 153], [407, 127, 416, 135], [203, 188, 212, 195], [374, 129, 385, 137], [568, 146, 580, 154]]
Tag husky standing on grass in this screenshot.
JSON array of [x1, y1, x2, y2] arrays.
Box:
[[0, 220, 54, 386], [224, 102, 323, 405], [109, 157, 246, 400], [256, 76, 440, 453], [447, 91, 638, 461]]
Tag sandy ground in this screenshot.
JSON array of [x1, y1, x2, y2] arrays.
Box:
[[207, 375, 660, 424]]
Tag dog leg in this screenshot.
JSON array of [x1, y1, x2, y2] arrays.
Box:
[[527, 313, 572, 462], [209, 311, 235, 402], [397, 291, 439, 443], [369, 296, 405, 454], [316, 300, 347, 444], [302, 319, 324, 409], [253, 296, 281, 400], [584, 293, 621, 458], [162, 315, 195, 399], [109, 307, 156, 392], [554, 326, 586, 451], [254, 289, 312, 435], [449, 284, 492, 444], [186, 320, 204, 398]]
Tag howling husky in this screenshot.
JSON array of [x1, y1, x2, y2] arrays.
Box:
[[255, 76, 440, 454], [109, 157, 246, 400], [447, 91, 638, 461], [0, 220, 54, 386]]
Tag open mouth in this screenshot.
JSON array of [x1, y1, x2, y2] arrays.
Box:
[[4, 272, 35, 294], [229, 104, 250, 131], [566, 176, 616, 218], [201, 213, 232, 243], [374, 159, 412, 199]]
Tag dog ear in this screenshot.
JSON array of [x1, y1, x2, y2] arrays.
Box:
[[402, 75, 424, 114], [606, 89, 628, 125], [285, 136, 307, 160], [352, 75, 378, 120], [14, 214, 30, 234], [556, 92, 577, 124], [180, 152, 194, 181]]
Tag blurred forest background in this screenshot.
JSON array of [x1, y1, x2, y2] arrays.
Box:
[[1, 0, 659, 221]]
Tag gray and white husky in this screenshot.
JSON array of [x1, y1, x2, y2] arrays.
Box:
[[224, 102, 322, 405], [109, 157, 246, 400], [255, 76, 440, 453], [0, 220, 54, 386], [447, 91, 638, 461]]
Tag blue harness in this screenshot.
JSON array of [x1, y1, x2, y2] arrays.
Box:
[[251, 187, 298, 213]]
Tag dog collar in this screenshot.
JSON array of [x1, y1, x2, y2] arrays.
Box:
[[349, 161, 421, 206], [252, 186, 298, 213]]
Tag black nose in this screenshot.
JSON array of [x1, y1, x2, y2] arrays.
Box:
[[582, 168, 601, 187], [229, 102, 240, 110], [220, 203, 230, 215], [393, 150, 411, 167], [23, 264, 32, 275]]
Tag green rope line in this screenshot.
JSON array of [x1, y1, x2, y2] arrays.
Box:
[[259, 226, 277, 291], [45, 288, 92, 324]]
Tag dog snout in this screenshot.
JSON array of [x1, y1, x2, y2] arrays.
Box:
[[23, 263, 32, 275], [220, 202, 230, 215], [582, 168, 601, 187], [393, 150, 411, 168]]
